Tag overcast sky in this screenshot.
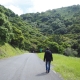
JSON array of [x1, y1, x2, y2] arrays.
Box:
[[0, 0, 80, 15]]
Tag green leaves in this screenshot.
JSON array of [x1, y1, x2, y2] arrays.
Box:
[[0, 12, 5, 26], [1, 4, 80, 57], [0, 26, 8, 41]]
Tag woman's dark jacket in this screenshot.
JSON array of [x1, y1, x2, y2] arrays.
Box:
[[44, 50, 53, 61]]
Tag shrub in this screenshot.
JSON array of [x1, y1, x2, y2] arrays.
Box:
[[64, 47, 78, 56], [48, 42, 59, 53], [58, 45, 64, 54]]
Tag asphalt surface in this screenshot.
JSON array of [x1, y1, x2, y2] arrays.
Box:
[[0, 53, 63, 80]]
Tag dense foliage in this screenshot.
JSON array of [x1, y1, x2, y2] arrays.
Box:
[[0, 5, 80, 57], [0, 5, 44, 52]]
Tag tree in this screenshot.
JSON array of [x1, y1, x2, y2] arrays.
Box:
[[77, 45, 80, 57], [47, 41, 59, 53], [54, 27, 67, 34]]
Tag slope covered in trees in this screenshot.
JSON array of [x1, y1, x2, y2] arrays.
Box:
[[21, 5, 80, 35], [0, 5, 44, 52], [0, 5, 80, 57], [21, 5, 80, 57]]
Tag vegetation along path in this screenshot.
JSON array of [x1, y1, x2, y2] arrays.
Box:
[[0, 53, 63, 80]]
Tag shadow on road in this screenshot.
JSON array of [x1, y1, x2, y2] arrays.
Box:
[[36, 72, 48, 76]]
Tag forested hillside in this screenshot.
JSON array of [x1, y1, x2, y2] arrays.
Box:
[[0, 5, 44, 53], [21, 5, 80, 57], [21, 5, 80, 35], [0, 5, 80, 57]]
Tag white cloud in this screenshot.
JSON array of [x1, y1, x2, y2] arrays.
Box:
[[0, 0, 33, 15], [0, 0, 80, 15], [0, 0, 13, 5], [6, 5, 23, 15]]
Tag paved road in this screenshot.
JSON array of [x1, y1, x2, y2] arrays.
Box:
[[0, 53, 63, 80]]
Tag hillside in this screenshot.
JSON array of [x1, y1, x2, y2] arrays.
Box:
[[21, 5, 80, 57], [0, 43, 24, 58], [21, 5, 80, 35], [0, 5, 80, 57], [0, 5, 46, 54]]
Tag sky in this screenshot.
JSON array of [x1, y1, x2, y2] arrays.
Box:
[[0, 0, 80, 15]]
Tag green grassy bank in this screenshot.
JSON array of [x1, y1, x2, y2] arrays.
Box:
[[38, 53, 80, 80], [0, 43, 25, 59]]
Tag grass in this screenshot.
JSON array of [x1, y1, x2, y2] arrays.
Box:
[[37, 53, 80, 80], [0, 43, 25, 59]]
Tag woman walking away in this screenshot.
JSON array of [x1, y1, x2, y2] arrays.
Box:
[[44, 48, 53, 73]]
